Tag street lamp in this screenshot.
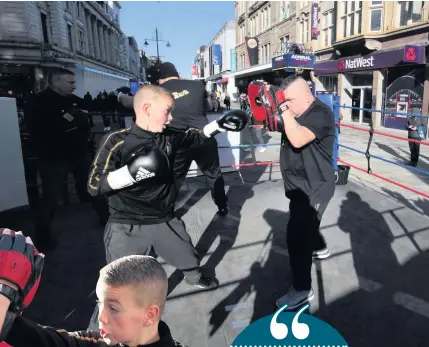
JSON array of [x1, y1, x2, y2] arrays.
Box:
[[143, 27, 171, 64]]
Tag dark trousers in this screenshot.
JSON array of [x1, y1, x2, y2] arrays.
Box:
[[35, 155, 90, 246], [286, 184, 335, 290], [88, 218, 201, 330], [409, 141, 420, 165], [173, 135, 227, 208]]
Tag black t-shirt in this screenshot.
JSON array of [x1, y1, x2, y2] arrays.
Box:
[[161, 79, 209, 130], [280, 98, 335, 196]]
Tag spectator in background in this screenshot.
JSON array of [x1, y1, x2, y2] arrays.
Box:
[[406, 107, 425, 167], [83, 91, 94, 127], [224, 94, 231, 110], [24, 68, 92, 252]]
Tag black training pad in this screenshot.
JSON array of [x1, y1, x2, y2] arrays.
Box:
[[6, 174, 429, 347]]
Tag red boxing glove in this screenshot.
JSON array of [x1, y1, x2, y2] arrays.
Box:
[[0, 229, 45, 341], [247, 81, 286, 132]]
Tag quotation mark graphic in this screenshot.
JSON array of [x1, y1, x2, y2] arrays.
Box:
[[270, 304, 310, 340]]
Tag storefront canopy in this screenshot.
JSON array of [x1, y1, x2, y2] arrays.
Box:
[[315, 45, 426, 75]]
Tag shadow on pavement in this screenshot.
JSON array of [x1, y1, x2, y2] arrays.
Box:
[[208, 209, 290, 337], [315, 191, 429, 346], [168, 164, 268, 295]]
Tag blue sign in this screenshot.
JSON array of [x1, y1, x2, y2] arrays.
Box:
[[212, 44, 222, 66], [230, 49, 237, 72], [272, 53, 315, 70], [232, 304, 349, 347]]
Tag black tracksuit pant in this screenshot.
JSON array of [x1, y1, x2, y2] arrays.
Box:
[[409, 141, 420, 165], [173, 133, 227, 209], [286, 183, 335, 291], [88, 217, 201, 331]]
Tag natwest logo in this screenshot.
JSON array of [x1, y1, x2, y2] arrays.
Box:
[[339, 56, 375, 71]]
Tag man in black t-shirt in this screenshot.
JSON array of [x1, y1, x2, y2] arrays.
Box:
[[158, 63, 228, 215], [259, 75, 335, 310]]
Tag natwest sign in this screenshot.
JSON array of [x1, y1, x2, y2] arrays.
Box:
[[315, 45, 426, 75], [339, 56, 375, 71]]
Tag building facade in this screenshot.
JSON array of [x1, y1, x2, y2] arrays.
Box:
[[203, 20, 237, 97], [313, 0, 429, 131], [0, 1, 140, 99], [225, 1, 301, 101]]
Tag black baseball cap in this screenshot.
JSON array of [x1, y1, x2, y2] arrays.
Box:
[[158, 62, 179, 79]]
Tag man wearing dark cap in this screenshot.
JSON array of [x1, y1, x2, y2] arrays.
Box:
[[158, 62, 228, 215], [117, 62, 229, 215]]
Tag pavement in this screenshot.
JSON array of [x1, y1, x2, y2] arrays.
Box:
[[3, 106, 428, 346]]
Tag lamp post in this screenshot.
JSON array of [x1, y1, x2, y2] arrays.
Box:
[[143, 27, 171, 64]]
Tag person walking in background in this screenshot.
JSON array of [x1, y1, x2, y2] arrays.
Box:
[[406, 107, 425, 167], [224, 94, 231, 110]]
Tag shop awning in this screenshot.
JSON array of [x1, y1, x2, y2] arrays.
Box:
[[315, 45, 426, 75], [222, 62, 272, 78]]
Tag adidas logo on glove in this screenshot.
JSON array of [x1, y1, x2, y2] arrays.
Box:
[[135, 167, 155, 181]]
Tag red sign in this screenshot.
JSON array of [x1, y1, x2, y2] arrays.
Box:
[[405, 46, 416, 62], [191, 65, 197, 76]]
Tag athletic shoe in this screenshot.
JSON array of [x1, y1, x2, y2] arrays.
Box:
[[259, 146, 267, 153], [185, 275, 219, 290], [276, 287, 314, 310], [217, 206, 228, 216], [312, 247, 331, 260]]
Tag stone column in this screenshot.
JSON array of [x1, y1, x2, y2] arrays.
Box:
[[104, 27, 110, 65], [98, 22, 106, 62], [372, 70, 385, 129], [85, 12, 94, 57], [337, 73, 352, 122], [109, 30, 116, 65], [92, 16, 100, 59]]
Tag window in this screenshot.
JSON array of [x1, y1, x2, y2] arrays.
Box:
[[319, 76, 338, 93], [322, 10, 334, 47], [399, 1, 423, 26], [339, 1, 362, 38], [368, 1, 383, 32], [300, 18, 309, 43], [280, 1, 290, 20], [65, 1, 70, 11], [67, 24, 73, 50], [40, 12, 49, 44], [78, 30, 85, 52], [76, 2, 83, 19]]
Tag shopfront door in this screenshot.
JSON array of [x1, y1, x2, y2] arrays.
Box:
[[351, 86, 372, 124]]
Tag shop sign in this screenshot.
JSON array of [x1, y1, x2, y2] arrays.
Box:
[[272, 53, 315, 70], [339, 56, 375, 71], [315, 45, 426, 75]]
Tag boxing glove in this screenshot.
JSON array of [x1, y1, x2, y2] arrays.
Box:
[[107, 147, 170, 190], [202, 110, 248, 138], [0, 229, 45, 340], [248, 81, 286, 133]]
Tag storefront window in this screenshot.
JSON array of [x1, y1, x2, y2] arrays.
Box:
[[319, 76, 338, 93], [399, 1, 423, 27]]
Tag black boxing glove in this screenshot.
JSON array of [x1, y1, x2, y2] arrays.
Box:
[[107, 147, 170, 190], [201, 110, 248, 138], [0, 229, 45, 341]]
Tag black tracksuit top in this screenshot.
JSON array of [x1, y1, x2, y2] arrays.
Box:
[[6, 316, 186, 347], [87, 122, 192, 225]]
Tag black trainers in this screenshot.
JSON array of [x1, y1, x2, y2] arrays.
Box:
[[217, 206, 228, 216], [185, 275, 219, 290]]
